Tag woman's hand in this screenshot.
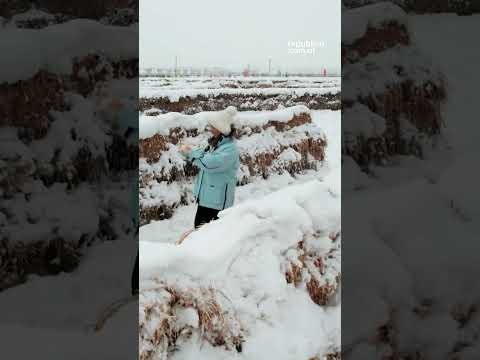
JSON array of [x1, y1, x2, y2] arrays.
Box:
[[179, 144, 192, 154]]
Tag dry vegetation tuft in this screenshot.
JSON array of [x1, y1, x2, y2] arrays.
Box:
[[285, 232, 341, 306], [140, 282, 245, 359]]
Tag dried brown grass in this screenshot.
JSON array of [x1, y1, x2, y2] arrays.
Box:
[[139, 115, 324, 183], [0, 56, 138, 290], [139, 93, 340, 113], [342, 22, 410, 64], [267, 113, 312, 131], [0, 71, 67, 139], [344, 78, 446, 168], [306, 276, 338, 307], [240, 137, 325, 180], [0, 157, 33, 196], [140, 204, 176, 226], [140, 114, 311, 155], [140, 283, 244, 360], [362, 79, 446, 136], [0, 54, 138, 141], [285, 234, 341, 306], [139, 134, 168, 162], [0, 237, 81, 291], [256, 83, 273, 88], [341, 14, 446, 169], [309, 353, 341, 360], [235, 112, 313, 135]]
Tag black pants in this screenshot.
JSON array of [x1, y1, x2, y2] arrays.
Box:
[[194, 205, 220, 229]]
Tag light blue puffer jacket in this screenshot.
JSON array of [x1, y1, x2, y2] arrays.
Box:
[[186, 136, 240, 210]]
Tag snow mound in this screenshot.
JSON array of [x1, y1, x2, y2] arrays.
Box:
[[140, 280, 244, 359], [139, 180, 341, 359], [343, 45, 444, 100], [0, 19, 138, 83], [139, 105, 312, 139], [342, 2, 446, 175], [343, 103, 386, 137], [343, 2, 407, 45]]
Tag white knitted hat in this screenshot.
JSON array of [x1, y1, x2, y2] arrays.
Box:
[[207, 106, 237, 135]]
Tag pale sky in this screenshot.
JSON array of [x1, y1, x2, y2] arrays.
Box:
[[140, 0, 341, 74]]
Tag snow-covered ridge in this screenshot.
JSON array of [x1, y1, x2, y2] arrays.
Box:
[[0, 19, 138, 83], [141, 180, 339, 278], [342, 45, 444, 100], [139, 121, 324, 187], [341, 2, 446, 175], [139, 105, 313, 139], [140, 76, 340, 88], [343, 2, 408, 45], [139, 76, 341, 113], [11, 8, 55, 22], [141, 85, 340, 102]]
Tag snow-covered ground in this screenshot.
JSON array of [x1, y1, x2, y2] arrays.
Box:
[[140, 76, 341, 101], [140, 109, 340, 244], [141, 179, 341, 360], [139, 109, 341, 359], [0, 14, 139, 359], [141, 76, 340, 89], [343, 14, 480, 359], [0, 238, 138, 359]]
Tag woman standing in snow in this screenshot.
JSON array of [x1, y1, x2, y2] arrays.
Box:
[[179, 106, 240, 230]]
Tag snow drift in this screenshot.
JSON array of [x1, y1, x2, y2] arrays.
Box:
[[139, 179, 341, 360], [0, 19, 138, 84], [342, 2, 446, 173], [341, 6, 480, 360], [0, 16, 138, 289]]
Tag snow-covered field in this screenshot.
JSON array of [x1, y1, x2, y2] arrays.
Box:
[[140, 76, 341, 101], [0, 237, 138, 358], [139, 91, 341, 359], [0, 9, 139, 359], [343, 13, 480, 359]]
